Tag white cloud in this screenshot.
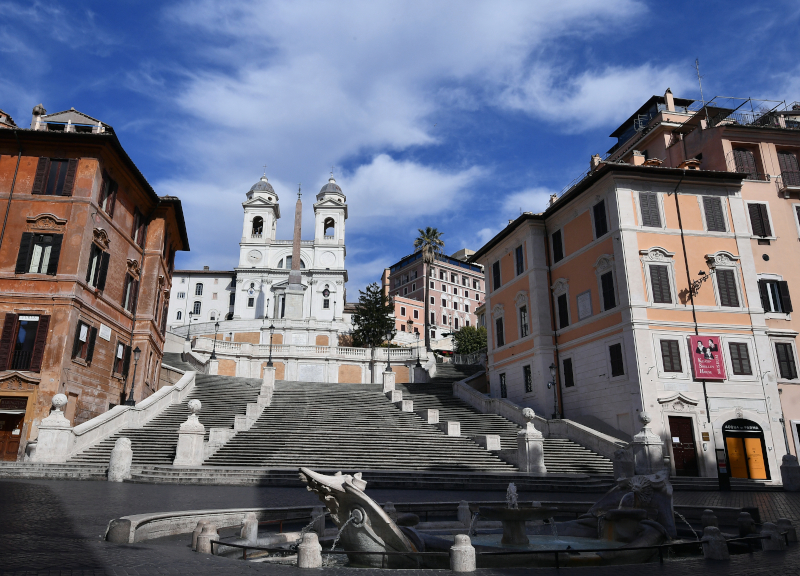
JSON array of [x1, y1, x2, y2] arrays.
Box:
[[501, 187, 556, 216]]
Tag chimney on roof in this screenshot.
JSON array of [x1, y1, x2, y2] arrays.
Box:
[[548, 194, 558, 207], [31, 104, 46, 130], [632, 150, 646, 166], [203, 265, 209, 271], [664, 88, 675, 112], [590, 154, 602, 172]]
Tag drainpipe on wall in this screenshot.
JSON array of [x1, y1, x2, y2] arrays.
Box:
[[0, 130, 23, 253]]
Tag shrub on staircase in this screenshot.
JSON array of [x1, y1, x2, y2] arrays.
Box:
[[453, 325, 487, 354], [352, 282, 396, 347]]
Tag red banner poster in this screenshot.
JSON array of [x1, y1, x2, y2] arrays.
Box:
[[689, 335, 726, 380]]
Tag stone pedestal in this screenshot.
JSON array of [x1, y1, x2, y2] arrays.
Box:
[[382, 370, 396, 392], [439, 421, 460, 436], [297, 532, 323, 568], [413, 366, 429, 383], [631, 413, 664, 475], [780, 454, 800, 491], [701, 509, 718, 529], [30, 394, 73, 463], [386, 390, 402, 402], [516, 408, 546, 474], [613, 447, 634, 480], [173, 400, 206, 466], [450, 534, 476, 572], [761, 522, 786, 551], [283, 287, 306, 320], [196, 523, 219, 554], [208, 359, 219, 375], [241, 512, 258, 544], [416, 408, 439, 424], [192, 520, 210, 551], [701, 526, 729, 560], [395, 400, 413, 412], [777, 518, 797, 542], [261, 366, 276, 398], [108, 437, 133, 482], [474, 435, 501, 451]]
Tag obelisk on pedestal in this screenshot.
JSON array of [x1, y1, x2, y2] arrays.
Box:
[[283, 187, 307, 320]]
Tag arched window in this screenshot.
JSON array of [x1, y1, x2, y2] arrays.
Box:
[[210, 313, 216, 321], [324, 217, 335, 237], [285, 256, 292, 269], [252, 216, 263, 237], [176, 311, 182, 320], [193, 301, 201, 315], [278, 258, 283, 268], [300, 259, 305, 269], [195, 283, 203, 296]]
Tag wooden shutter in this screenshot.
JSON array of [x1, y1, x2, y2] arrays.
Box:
[[122, 345, 131, 377], [85, 326, 98, 364], [776, 343, 798, 380], [31, 158, 50, 194], [15, 232, 33, 274], [0, 313, 18, 370], [640, 192, 661, 227], [778, 152, 800, 186], [96, 252, 111, 291], [733, 148, 758, 179], [106, 180, 118, 217], [660, 340, 682, 372], [601, 271, 615, 310], [28, 315, 50, 373], [71, 323, 83, 358], [758, 279, 771, 311], [729, 342, 752, 375], [778, 281, 793, 313], [717, 269, 740, 307], [703, 197, 726, 232], [748, 203, 771, 237], [650, 264, 672, 303], [46, 234, 63, 275], [563, 358, 574, 387], [61, 159, 78, 197]]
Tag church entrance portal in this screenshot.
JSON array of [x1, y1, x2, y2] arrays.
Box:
[[723, 419, 769, 480]]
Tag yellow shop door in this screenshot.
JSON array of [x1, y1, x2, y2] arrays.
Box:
[[726, 437, 749, 478], [744, 438, 767, 480]]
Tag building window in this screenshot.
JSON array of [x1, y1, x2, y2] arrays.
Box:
[[609, 343, 625, 377], [86, 244, 110, 290], [323, 299, 330, 309], [430, 312, 435, 324], [600, 271, 616, 310], [776, 343, 798, 380], [400, 324, 406, 332], [247, 297, 255, 308], [195, 283, 203, 296], [451, 274, 457, 283], [191, 300, 201, 315], [639, 192, 661, 227], [16, 233, 63, 275], [123, 274, 139, 313], [778, 151, 800, 186], [492, 261, 501, 291], [71, 320, 97, 364], [442, 298, 447, 307], [519, 305, 528, 337], [465, 290, 469, 299], [495, 317, 505, 347], [473, 279, 479, 290], [716, 269, 740, 307], [229, 292, 236, 305], [499, 373, 507, 398], [176, 311, 182, 320], [593, 200, 608, 238], [98, 171, 118, 217], [729, 342, 752, 376], [465, 320, 470, 327], [563, 358, 574, 387], [403, 287, 408, 295], [442, 314, 447, 324], [649, 264, 672, 304], [453, 302, 458, 311], [465, 304, 470, 313], [412, 282, 416, 292], [430, 281, 434, 289], [400, 306, 406, 316], [31, 157, 78, 196], [0, 313, 50, 372], [430, 296, 434, 305], [759, 279, 793, 313], [703, 196, 726, 232], [212, 292, 218, 300], [748, 203, 772, 237], [453, 288, 458, 296], [440, 270, 445, 280], [552, 229, 564, 263], [413, 310, 419, 319], [113, 341, 130, 375], [252, 216, 264, 237], [132, 209, 146, 248], [454, 318, 459, 329], [523, 365, 532, 393], [733, 148, 759, 180], [660, 340, 682, 372], [515, 245, 524, 275], [557, 293, 569, 329], [177, 292, 186, 299]]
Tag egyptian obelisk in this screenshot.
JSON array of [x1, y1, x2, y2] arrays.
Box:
[[283, 187, 307, 319]]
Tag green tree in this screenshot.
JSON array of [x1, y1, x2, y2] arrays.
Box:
[[453, 325, 487, 355], [351, 282, 396, 348], [413, 226, 445, 351]]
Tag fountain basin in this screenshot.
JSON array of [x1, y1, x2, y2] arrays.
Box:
[[478, 504, 559, 545]]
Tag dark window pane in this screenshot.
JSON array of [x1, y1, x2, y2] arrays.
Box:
[[748, 203, 772, 237], [495, 318, 504, 348], [515, 245, 524, 275], [776, 343, 798, 380], [492, 261, 501, 291], [717, 269, 740, 307], [650, 264, 672, 304], [593, 200, 608, 237], [499, 373, 507, 398], [557, 293, 569, 328], [45, 160, 68, 196], [601, 271, 616, 310], [563, 358, 574, 387], [523, 365, 532, 393], [552, 230, 563, 262], [609, 343, 624, 376], [703, 197, 726, 232], [660, 339, 682, 372]]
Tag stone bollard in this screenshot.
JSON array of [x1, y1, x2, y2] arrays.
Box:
[[395, 399, 413, 412], [29, 394, 72, 463], [450, 534, 476, 572], [738, 512, 755, 537], [701, 526, 729, 560], [383, 502, 398, 521], [701, 509, 718, 529], [173, 399, 206, 466], [780, 455, 800, 491], [417, 408, 439, 424], [387, 390, 402, 403], [457, 501, 472, 527], [474, 435, 501, 451], [311, 505, 326, 535], [631, 412, 664, 475], [191, 520, 210, 551], [517, 408, 546, 474], [108, 437, 133, 482], [760, 522, 786, 551], [241, 512, 258, 544], [382, 370, 396, 392], [777, 518, 797, 543], [297, 532, 323, 568], [439, 421, 461, 436], [196, 522, 219, 554]]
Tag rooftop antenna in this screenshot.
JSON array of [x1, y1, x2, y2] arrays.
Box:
[[330, 165, 335, 178], [695, 59, 705, 107]]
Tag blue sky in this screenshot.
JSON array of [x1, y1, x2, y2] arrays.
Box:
[[2, 1, 799, 295]]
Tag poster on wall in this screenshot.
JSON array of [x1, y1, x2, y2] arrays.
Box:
[[689, 335, 726, 380]]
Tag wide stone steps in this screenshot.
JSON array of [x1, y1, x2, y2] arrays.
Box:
[[397, 380, 613, 476], [68, 375, 260, 466], [205, 381, 516, 471]]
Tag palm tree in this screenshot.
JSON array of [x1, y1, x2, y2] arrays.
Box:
[[414, 227, 445, 351]]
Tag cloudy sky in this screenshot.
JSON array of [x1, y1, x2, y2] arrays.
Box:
[[2, 1, 798, 294]]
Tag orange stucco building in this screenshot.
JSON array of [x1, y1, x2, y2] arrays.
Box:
[[0, 106, 188, 461]]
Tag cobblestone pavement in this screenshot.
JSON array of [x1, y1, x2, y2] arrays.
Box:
[[2, 479, 800, 575]]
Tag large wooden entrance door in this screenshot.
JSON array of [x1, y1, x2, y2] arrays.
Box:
[[668, 416, 699, 476], [723, 419, 770, 480], [0, 414, 23, 461]]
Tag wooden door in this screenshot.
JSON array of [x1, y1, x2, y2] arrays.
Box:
[[744, 437, 767, 480], [0, 414, 23, 461], [726, 437, 748, 478], [668, 416, 699, 476]]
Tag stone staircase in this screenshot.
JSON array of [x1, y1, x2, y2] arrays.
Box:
[[204, 381, 517, 471], [400, 365, 614, 476], [67, 374, 261, 467]]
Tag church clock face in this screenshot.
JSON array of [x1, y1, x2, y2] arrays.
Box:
[[247, 250, 262, 264]]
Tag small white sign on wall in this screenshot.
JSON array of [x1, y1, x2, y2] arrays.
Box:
[[577, 291, 592, 321], [98, 324, 112, 341]]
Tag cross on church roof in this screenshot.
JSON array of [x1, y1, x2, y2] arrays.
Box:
[[262, 164, 267, 177], [298, 183, 302, 200]]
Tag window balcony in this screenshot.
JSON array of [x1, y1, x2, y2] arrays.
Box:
[[10, 350, 32, 371], [779, 171, 800, 195]]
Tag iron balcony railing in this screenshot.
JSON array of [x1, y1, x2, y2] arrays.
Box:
[[10, 350, 32, 371]]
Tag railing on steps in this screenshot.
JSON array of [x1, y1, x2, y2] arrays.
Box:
[[193, 337, 415, 361], [453, 348, 486, 366]]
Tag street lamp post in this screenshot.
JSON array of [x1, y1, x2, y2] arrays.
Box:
[[415, 331, 421, 368], [546, 363, 560, 419], [125, 346, 142, 406], [267, 324, 275, 367], [186, 311, 193, 341], [210, 321, 220, 360], [385, 329, 393, 373]]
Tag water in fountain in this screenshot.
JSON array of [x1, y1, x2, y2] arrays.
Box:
[[673, 511, 699, 541], [294, 513, 326, 545], [468, 512, 480, 537], [330, 515, 356, 551], [506, 483, 518, 509], [549, 517, 558, 539]]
